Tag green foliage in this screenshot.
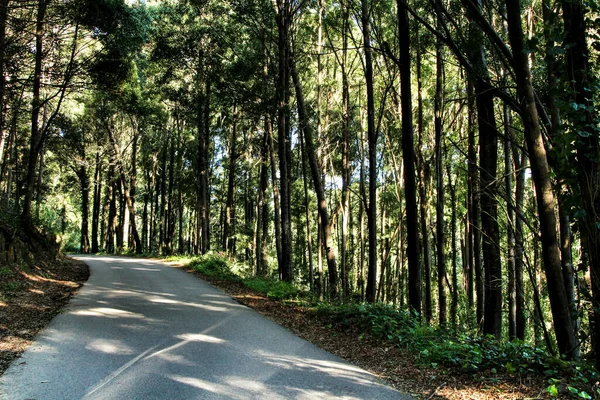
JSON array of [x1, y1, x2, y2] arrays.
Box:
[[318, 302, 598, 389], [186, 256, 297, 300], [189, 253, 240, 281], [244, 277, 298, 300]]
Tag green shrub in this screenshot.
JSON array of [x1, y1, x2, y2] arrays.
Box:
[[189, 253, 240, 281], [244, 277, 298, 300]]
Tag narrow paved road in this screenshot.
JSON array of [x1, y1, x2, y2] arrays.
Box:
[[1, 256, 408, 399]]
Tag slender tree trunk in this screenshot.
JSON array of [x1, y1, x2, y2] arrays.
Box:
[[275, 0, 293, 282], [196, 78, 210, 254], [506, 0, 578, 356], [107, 161, 117, 254], [448, 165, 459, 328], [513, 146, 527, 339], [291, 55, 338, 297], [78, 164, 90, 254], [340, 0, 351, 300], [299, 122, 315, 291], [106, 124, 142, 254], [223, 108, 238, 252], [129, 131, 138, 251], [504, 105, 517, 341], [434, 35, 447, 326], [256, 119, 270, 275], [0, 0, 10, 171], [416, 33, 431, 323], [23, 0, 48, 220], [398, 0, 421, 315], [267, 115, 282, 268], [91, 151, 102, 253], [362, 0, 378, 303]]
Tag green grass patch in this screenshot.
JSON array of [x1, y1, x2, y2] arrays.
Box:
[[189, 253, 241, 282], [244, 277, 298, 300]]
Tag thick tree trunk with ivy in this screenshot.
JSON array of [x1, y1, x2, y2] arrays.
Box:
[[506, 0, 578, 357], [561, 0, 598, 362]]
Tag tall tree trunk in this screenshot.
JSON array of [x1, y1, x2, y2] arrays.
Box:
[[267, 115, 282, 268], [506, 0, 578, 357], [91, 151, 102, 253], [434, 35, 447, 326], [513, 146, 526, 340], [340, 0, 351, 300], [299, 119, 315, 291], [129, 130, 138, 251], [0, 0, 10, 171], [196, 78, 210, 254], [467, 11, 502, 337], [362, 0, 378, 303], [23, 0, 48, 220], [448, 165, 459, 328], [416, 32, 432, 323], [107, 161, 117, 254], [223, 108, 238, 253], [78, 163, 90, 254], [504, 105, 517, 340], [398, 0, 421, 315], [275, 0, 293, 282], [106, 124, 142, 254], [291, 54, 338, 297], [256, 120, 270, 275], [561, 0, 597, 363]]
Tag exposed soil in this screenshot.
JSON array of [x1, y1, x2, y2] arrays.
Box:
[[180, 265, 551, 400], [0, 256, 89, 375]]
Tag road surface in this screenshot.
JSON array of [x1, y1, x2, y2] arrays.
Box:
[[0, 256, 409, 399]]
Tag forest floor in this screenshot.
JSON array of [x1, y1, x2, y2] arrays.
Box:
[[176, 263, 552, 400], [0, 256, 89, 375]]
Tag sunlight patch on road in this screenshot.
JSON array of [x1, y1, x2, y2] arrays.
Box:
[[86, 339, 134, 355], [169, 375, 239, 398], [258, 353, 375, 387], [223, 376, 268, 393], [73, 307, 145, 319], [147, 295, 241, 312], [177, 333, 225, 344], [131, 267, 162, 272]]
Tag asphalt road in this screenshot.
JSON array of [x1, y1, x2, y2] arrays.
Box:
[[0, 256, 409, 399]]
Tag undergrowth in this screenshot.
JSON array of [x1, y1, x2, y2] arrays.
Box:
[[186, 253, 297, 300], [318, 302, 599, 398]]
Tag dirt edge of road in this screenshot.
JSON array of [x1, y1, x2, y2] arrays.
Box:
[[0, 256, 89, 375]]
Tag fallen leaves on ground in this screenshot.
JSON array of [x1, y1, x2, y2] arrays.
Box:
[[0, 257, 89, 374]]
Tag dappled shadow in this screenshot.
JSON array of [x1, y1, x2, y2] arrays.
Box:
[[1, 256, 404, 399]]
